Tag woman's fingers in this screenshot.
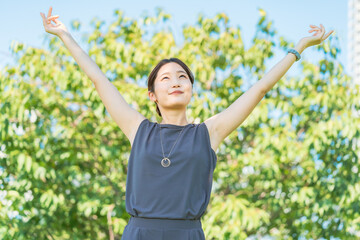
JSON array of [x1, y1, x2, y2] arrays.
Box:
[[302, 24, 334, 47], [48, 15, 59, 21], [309, 28, 319, 34], [40, 12, 48, 25], [323, 30, 334, 40], [310, 23, 334, 41], [308, 24, 328, 39], [47, 6, 52, 18], [53, 19, 61, 27], [320, 24, 325, 38], [309, 25, 320, 36], [40, 10, 59, 26], [49, 15, 59, 19]]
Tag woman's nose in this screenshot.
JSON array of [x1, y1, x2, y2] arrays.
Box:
[[171, 79, 181, 87]]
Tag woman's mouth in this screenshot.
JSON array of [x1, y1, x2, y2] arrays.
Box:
[[170, 91, 183, 95]]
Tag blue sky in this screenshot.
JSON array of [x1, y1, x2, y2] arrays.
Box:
[[0, 0, 348, 75]]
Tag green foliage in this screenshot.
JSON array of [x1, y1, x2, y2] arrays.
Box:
[[1, 7, 359, 240]]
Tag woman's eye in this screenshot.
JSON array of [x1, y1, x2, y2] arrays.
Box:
[[162, 75, 186, 80]]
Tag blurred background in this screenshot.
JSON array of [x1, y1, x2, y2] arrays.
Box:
[[1, 1, 360, 240]]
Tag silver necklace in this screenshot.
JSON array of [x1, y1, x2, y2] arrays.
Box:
[[158, 123, 186, 167]]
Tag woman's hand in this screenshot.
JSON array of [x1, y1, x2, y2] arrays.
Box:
[[299, 24, 334, 49], [40, 6, 69, 37]]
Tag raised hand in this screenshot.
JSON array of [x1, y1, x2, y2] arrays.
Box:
[[300, 24, 334, 49], [40, 6, 69, 37]]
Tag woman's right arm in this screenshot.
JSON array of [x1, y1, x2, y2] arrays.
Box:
[[60, 33, 146, 138], [58, 32, 107, 86], [40, 7, 146, 145]]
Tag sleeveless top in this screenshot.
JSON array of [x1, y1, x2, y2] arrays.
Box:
[[125, 118, 218, 220]]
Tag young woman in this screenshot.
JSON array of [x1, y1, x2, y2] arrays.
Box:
[[40, 6, 333, 240]]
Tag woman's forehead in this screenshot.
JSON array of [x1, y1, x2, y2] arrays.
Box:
[[158, 62, 185, 75]]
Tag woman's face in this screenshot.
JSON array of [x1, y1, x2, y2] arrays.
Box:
[[149, 62, 193, 111]]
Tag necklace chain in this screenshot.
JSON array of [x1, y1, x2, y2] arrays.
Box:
[[158, 123, 186, 167]]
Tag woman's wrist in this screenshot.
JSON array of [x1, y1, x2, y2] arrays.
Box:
[[294, 41, 307, 55], [58, 31, 71, 41]]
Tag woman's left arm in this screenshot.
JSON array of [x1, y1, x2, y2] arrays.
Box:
[[260, 24, 334, 93], [206, 24, 334, 144]]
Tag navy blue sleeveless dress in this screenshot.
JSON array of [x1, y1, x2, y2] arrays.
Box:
[[121, 118, 217, 240]]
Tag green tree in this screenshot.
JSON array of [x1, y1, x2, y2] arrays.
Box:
[[1, 7, 359, 240]]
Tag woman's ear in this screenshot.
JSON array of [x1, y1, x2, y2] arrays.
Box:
[[148, 90, 157, 103]]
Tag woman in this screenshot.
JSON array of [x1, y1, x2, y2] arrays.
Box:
[[40, 6, 333, 239]]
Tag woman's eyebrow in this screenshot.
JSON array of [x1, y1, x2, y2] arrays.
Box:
[[160, 70, 187, 77]]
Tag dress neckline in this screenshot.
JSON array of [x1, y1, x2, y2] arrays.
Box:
[[157, 122, 195, 129]]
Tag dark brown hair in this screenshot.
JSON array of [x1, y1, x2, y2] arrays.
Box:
[[147, 58, 194, 117]]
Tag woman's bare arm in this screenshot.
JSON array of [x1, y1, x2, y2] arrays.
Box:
[[204, 24, 334, 146], [40, 7, 146, 145], [58, 32, 107, 86]]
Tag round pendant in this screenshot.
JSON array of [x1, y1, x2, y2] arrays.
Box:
[[161, 157, 171, 167]]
